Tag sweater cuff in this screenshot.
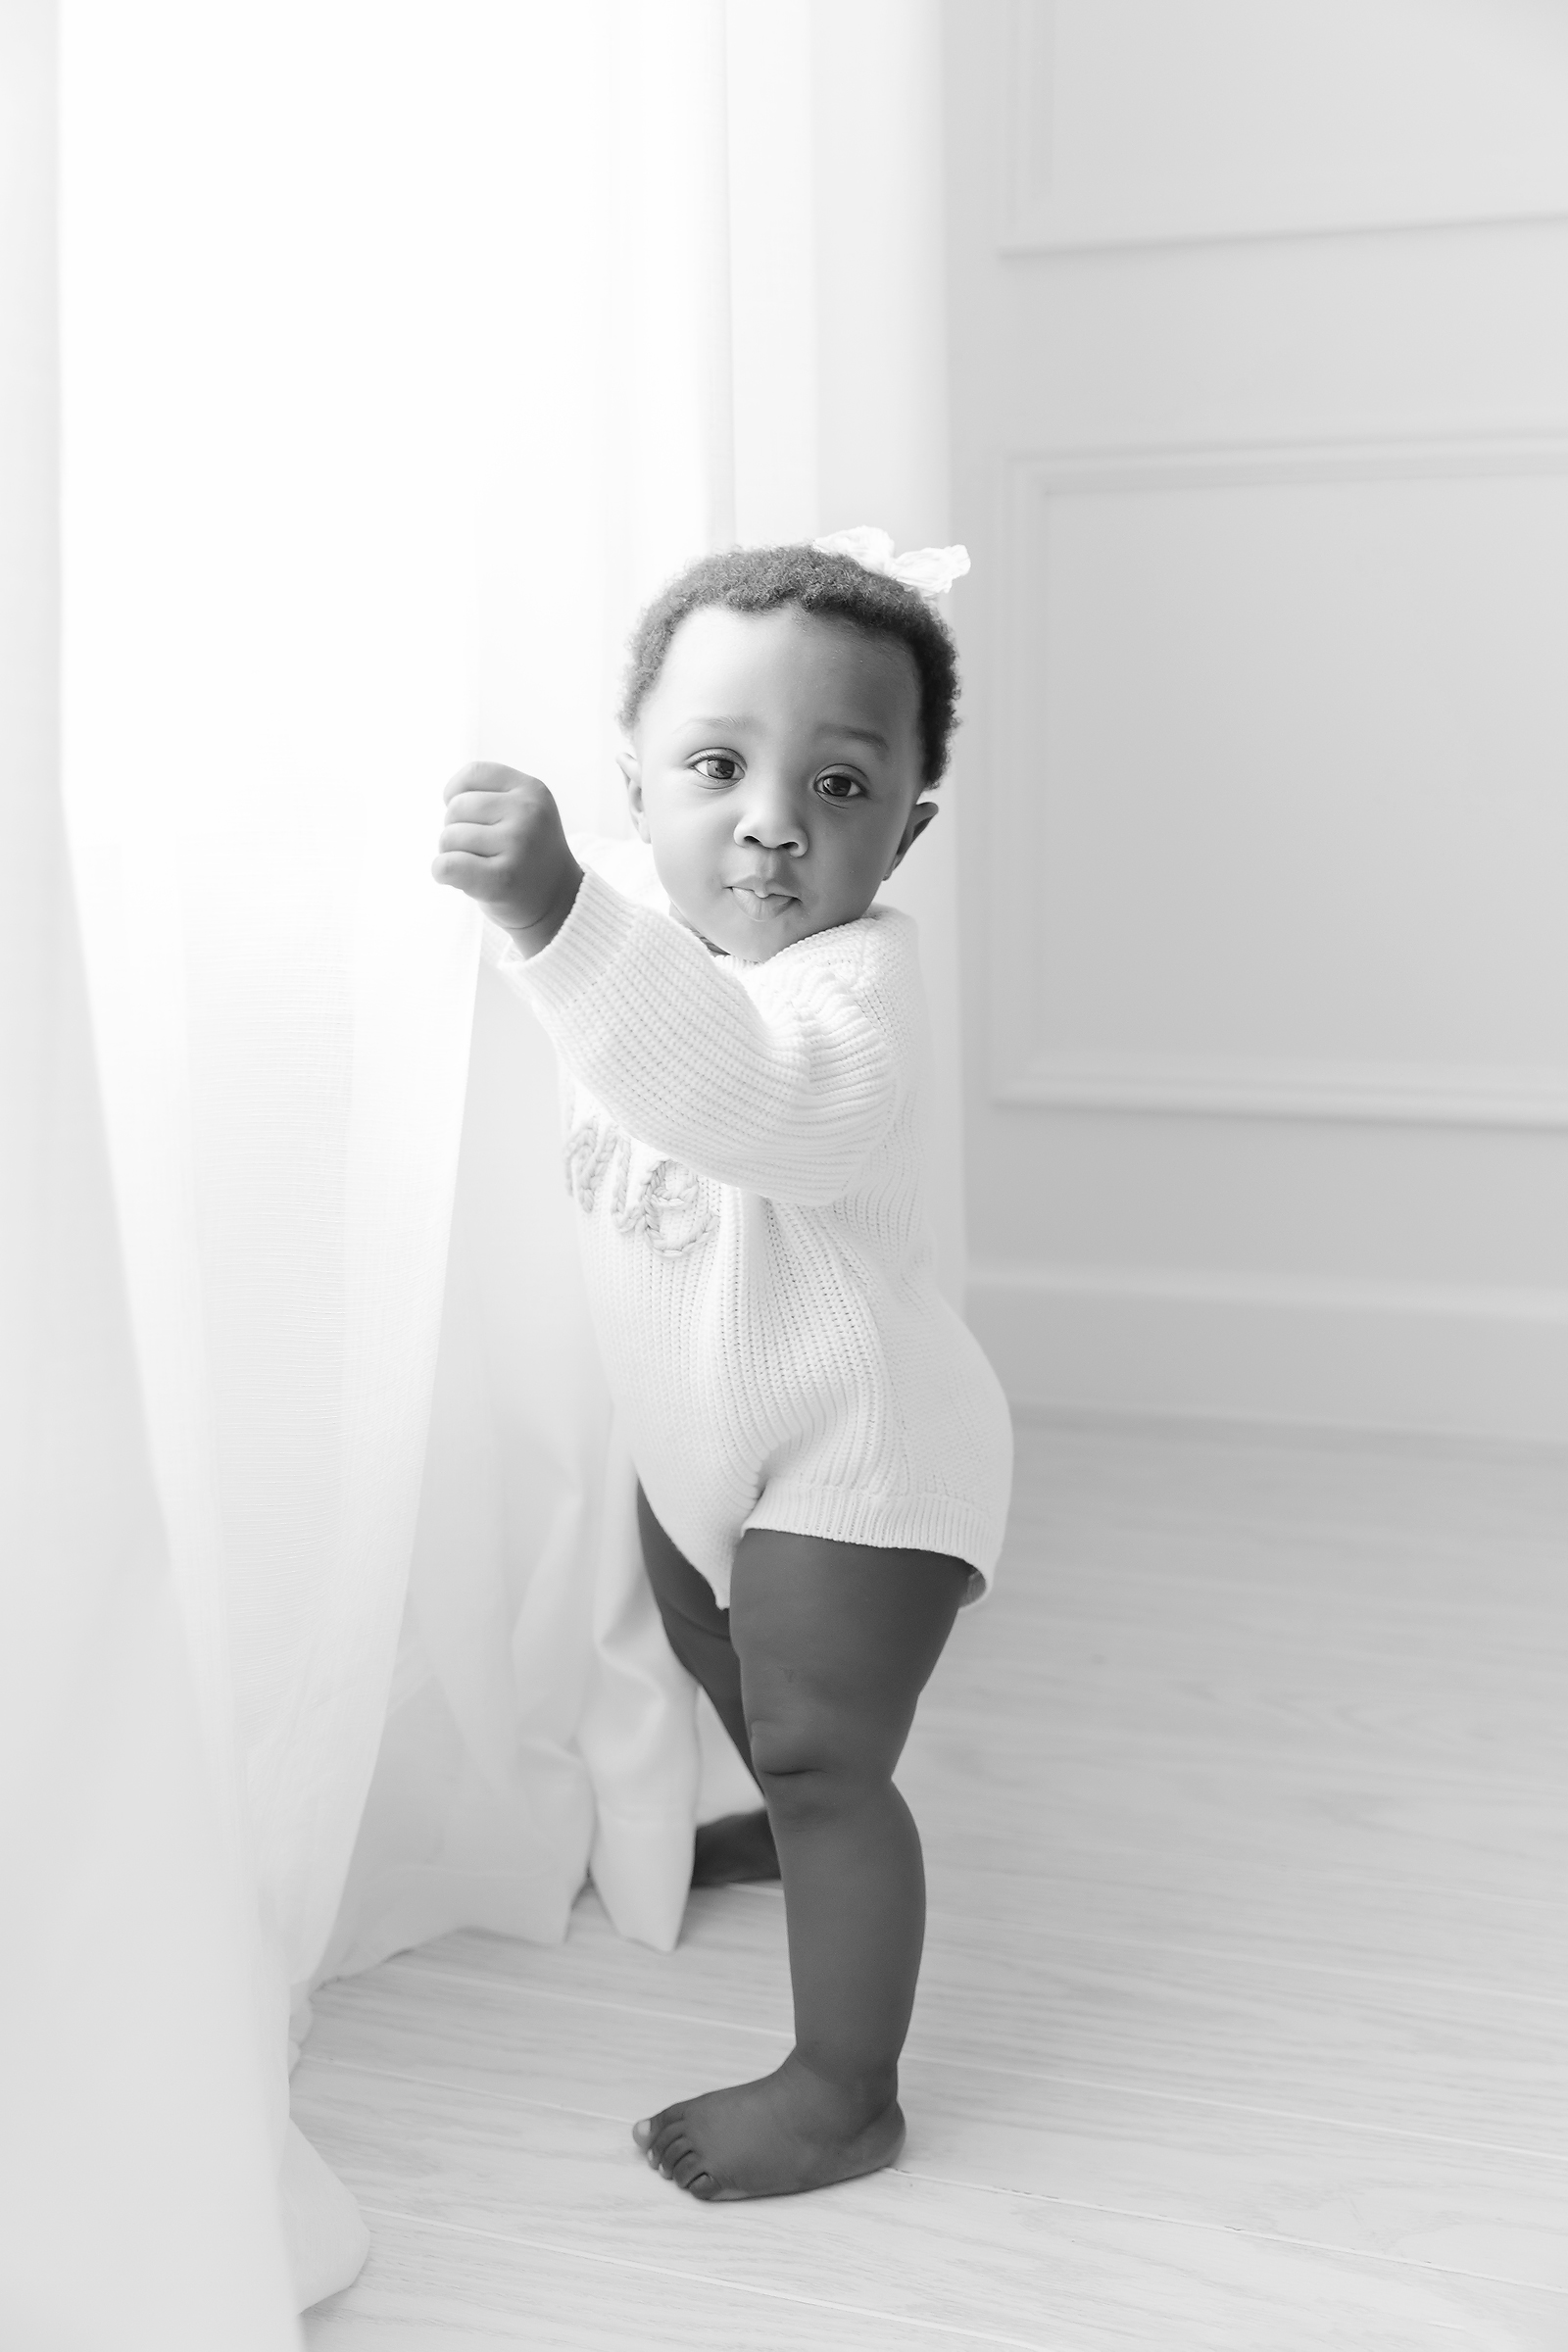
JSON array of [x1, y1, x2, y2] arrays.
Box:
[[490, 865, 644, 1006]]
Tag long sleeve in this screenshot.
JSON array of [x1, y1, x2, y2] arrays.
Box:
[[496, 868, 907, 1206]]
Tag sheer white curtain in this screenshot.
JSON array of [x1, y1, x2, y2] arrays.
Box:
[[4, 7, 297, 2346], [40, 0, 955, 2325]]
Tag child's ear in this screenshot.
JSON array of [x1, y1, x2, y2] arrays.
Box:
[[617, 745, 650, 841], [886, 796, 939, 876]]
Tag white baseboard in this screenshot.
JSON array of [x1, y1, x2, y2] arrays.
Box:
[[966, 1263, 1568, 1448]]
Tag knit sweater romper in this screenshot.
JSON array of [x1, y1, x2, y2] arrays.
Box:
[[495, 837, 1013, 1610]]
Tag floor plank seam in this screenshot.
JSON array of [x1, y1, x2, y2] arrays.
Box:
[[341, 1959, 790, 2043], [301, 2052, 629, 2128], [362, 1943, 1568, 2056], [351, 2204, 1060, 2352], [897, 2060, 1568, 2163], [894, 2167, 1568, 2296], [923, 1928, 1568, 2009], [310, 1996, 1568, 2167], [302, 2055, 1568, 2298], [917, 1866, 1568, 1921], [442, 1850, 1568, 1915], [914, 1729, 1563, 1791]]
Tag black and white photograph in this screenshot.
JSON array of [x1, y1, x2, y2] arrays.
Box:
[[4, 4, 1566, 2346]]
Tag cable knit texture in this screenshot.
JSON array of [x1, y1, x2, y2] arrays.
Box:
[[493, 841, 1013, 1608]]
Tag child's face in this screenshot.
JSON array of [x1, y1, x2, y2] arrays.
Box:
[[620, 605, 936, 962]]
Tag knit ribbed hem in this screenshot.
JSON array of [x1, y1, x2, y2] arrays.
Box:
[[503, 864, 644, 1009], [743, 1482, 998, 1603]]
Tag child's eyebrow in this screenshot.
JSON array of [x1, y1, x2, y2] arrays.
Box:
[[818, 723, 890, 754], [677, 714, 892, 756]]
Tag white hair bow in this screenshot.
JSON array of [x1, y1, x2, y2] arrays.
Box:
[[811, 524, 970, 600]]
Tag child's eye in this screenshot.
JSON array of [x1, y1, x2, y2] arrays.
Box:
[[815, 771, 865, 801], [693, 754, 743, 783]]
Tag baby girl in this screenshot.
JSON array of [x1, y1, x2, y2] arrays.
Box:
[[433, 536, 1012, 2201]]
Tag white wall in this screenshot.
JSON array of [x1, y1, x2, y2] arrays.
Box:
[[946, 0, 1568, 1445]]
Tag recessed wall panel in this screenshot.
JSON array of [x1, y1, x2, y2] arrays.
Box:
[[993, 443, 1568, 1120], [1005, 0, 1568, 250]]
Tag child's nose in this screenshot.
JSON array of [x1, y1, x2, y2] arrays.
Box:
[[734, 780, 806, 855]]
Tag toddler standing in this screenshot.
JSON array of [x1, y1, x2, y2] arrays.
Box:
[[433, 537, 1012, 2201]]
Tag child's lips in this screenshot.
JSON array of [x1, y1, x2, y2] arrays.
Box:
[[728, 877, 798, 919]]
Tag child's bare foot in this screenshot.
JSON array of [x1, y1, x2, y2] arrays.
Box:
[[691, 1807, 780, 1887], [632, 2053, 905, 2200]]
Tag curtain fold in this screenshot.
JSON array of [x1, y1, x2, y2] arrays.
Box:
[[4, 7, 300, 2342], [52, 0, 956, 2315], [313, 955, 702, 1985]]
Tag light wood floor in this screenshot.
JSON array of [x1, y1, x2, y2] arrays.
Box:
[[298, 1416, 1568, 2351]]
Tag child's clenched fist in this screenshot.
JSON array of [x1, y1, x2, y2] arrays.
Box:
[[432, 762, 582, 956]]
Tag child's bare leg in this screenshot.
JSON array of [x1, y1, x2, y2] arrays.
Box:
[[634, 1529, 968, 2199], [637, 1487, 779, 1886]]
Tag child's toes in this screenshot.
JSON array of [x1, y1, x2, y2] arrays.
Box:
[[667, 2147, 707, 2190], [655, 2130, 695, 2180], [633, 2103, 684, 2163]]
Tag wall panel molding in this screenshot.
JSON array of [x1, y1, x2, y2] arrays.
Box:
[[1000, 0, 1568, 256], [967, 1261, 1568, 1446], [1000, 430, 1568, 500], [989, 429, 1568, 1130], [994, 1055, 1568, 1131]]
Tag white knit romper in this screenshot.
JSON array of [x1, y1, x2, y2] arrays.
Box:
[[495, 838, 1013, 1610]]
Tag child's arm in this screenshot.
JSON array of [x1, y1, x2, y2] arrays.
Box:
[[434, 761, 906, 1203], [512, 869, 904, 1205]]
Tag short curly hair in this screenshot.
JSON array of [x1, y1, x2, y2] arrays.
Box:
[[618, 543, 960, 786]]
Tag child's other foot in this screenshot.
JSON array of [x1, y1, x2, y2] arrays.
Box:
[[691, 1807, 780, 1886], [632, 2054, 905, 2200]]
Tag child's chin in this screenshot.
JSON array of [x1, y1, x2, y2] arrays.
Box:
[[718, 929, 787, 963], [673, 896, 801, 962]]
